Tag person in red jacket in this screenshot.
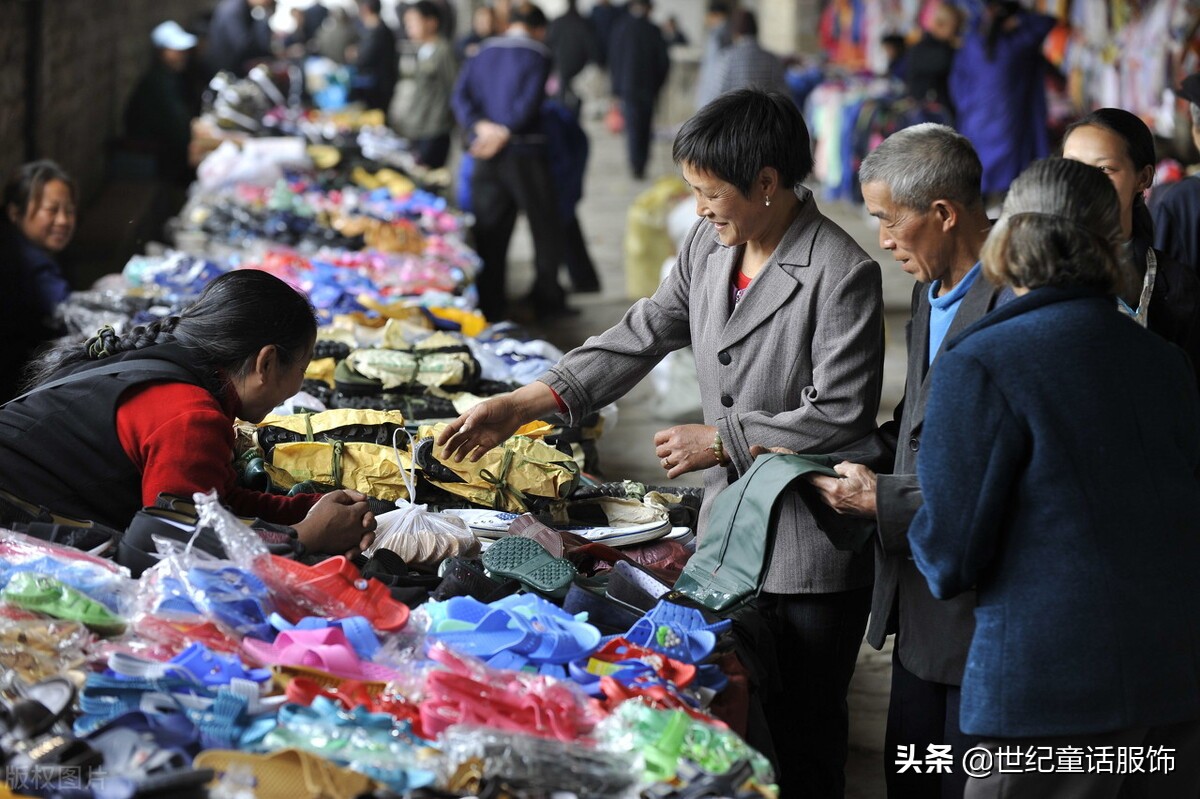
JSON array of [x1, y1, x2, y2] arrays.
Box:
[[0, 269, 375, 557]]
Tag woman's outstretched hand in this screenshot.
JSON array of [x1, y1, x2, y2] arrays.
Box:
[[437, 382, 561, 463]]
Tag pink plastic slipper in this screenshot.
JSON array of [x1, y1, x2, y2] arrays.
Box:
[[242, 628, 398, 682]]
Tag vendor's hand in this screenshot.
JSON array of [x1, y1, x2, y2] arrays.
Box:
[[654, 424, 720, 479], [749, 445, 798, 458], [807, 461, 878, 518], [294, 489, 377, 555]]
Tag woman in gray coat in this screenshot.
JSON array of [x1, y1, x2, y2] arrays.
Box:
[[439, 88, 883, 798]]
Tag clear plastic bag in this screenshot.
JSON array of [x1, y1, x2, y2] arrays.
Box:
[[0, 530, 137, 615], [133, 495, 279, 641], [437, 724, 638, 798]]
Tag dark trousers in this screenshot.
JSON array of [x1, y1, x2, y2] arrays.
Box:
[[622, 97, 655, 178], [760, 586, 873, 799], [471, 149, 566, 321], [562, 213, 599, 291], [885, 648, 977, 799], [413, 133, 451, 169], [965, 719, 1200, 799]]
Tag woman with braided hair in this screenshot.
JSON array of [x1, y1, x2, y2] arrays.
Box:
[[0, 270, 376, 557]]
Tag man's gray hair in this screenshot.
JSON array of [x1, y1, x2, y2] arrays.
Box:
[[858, 123, 983, 210], [1190, 102, 1200, 130]]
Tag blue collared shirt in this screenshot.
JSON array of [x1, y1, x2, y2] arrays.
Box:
[[928, 262, 982, 364]]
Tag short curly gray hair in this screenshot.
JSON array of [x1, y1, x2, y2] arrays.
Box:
[[982, 158, 1127, 295]]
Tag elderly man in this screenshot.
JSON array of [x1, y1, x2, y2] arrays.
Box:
[[809, 124, 1008, 799]]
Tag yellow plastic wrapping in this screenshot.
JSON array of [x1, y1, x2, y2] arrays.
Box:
[[417, 424, 579, 512], [269, 441, 415, 502]]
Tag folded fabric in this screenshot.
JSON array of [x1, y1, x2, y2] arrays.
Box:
[[675, 452, 878, 612]]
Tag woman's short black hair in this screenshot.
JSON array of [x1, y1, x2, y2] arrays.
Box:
[[672, 89, 812, 196], [3, 160, 76, 220]]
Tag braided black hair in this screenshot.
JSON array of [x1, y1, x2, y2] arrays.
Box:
[[25, 270, 317, 390]]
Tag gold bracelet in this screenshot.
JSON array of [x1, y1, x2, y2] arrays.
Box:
[[712, 431, 725, 465]]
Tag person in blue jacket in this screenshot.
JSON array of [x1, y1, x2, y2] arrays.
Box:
[[909, 157, 1200, 798], [949, 1, 1055, 201], [1, 161, 76, 403]]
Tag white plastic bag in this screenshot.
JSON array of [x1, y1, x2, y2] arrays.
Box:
[[362, 430, 480, 566]]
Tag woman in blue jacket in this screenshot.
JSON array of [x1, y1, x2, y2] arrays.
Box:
[[909, 157, 1200, 798]]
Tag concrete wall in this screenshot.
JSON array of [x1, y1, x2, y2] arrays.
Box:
[[0, 1, 31, 189], [1, 0, 212, 200]]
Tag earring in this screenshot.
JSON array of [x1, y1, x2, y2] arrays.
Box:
[[764, 196, 772, 207]]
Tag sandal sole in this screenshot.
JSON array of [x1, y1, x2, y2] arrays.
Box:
[[481, 538, 576, 596]]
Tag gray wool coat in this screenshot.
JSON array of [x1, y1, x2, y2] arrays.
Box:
[[543, 189, 884, 593]]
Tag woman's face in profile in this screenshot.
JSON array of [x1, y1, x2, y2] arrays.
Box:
[[681, 162, 761, 248]]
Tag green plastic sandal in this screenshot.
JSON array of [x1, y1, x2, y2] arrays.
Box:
[[2, 572, 126, 636], [481, 536, 577, 598]]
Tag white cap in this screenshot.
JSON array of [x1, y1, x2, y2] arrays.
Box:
[[151, 21, 198, 51]]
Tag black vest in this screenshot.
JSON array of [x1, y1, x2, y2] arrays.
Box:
[[0, 344, 216, 528]]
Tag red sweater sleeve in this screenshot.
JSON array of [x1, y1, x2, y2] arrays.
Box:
[[116, 382, 320, 525]]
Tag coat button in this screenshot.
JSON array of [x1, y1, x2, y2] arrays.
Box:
[[721, 394, 734, 407], [718, 350, 731, 366], [908, 437, 920, 452]]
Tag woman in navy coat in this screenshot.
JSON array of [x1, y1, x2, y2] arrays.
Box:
[[909, 157, 1200, 798]]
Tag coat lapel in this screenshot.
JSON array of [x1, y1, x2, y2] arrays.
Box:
[[717, 194, 819, 350]]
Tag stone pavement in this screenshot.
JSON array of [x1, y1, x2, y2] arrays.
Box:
[[502, 103, 913, 799]]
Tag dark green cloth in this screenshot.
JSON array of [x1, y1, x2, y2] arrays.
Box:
[[675, 448, 883, 612]]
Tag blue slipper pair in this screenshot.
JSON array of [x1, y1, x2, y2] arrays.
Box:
[[155, 565, 274, 640], [428, 594, 601, 675]]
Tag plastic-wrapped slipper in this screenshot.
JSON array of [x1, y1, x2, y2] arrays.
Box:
[[268, 614, 380, 660], [263, 555, 409, 632], [1, 572, 125, 635], [108, 643, 271, 687], [242, 628, 399, 683], [481, 537, 576, 597], [492, 594, 601, 663]]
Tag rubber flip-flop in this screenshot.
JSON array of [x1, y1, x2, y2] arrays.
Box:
[[481, 536, 576, 598]]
